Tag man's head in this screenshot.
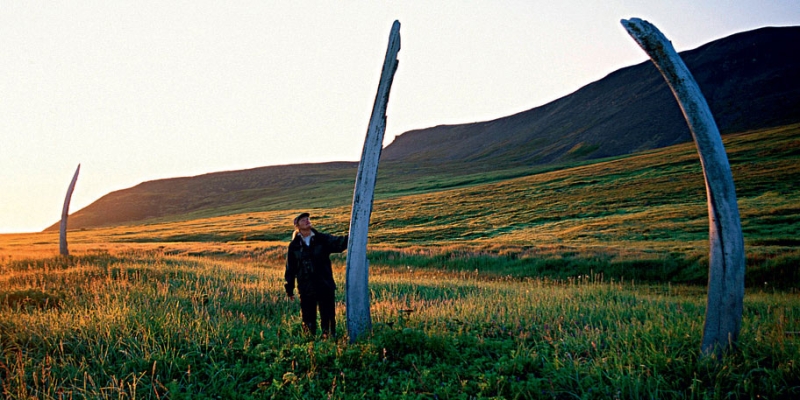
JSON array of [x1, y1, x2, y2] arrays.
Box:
[[293, 212, 311, 230]]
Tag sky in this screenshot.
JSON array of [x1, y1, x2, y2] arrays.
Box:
[[2, 1, 798, 234]]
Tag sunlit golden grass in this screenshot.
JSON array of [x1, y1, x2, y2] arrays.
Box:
[[1, 252, 797, 398], [8, 124, 795, 257], [2, 124, 798, 291], [1, 124, 798, 397]]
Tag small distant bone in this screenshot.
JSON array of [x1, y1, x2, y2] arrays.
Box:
[[346, 20, 401, 344], [59, 164, 81, 257], [621, 18, 745, 359]]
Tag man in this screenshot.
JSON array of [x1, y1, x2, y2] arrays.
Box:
[[285, 212, 348, 338]]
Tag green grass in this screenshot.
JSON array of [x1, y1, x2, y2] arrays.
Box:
[[1, 124, 799, 397], [1, 251, 798, 399], [10, 124, 800, 289]]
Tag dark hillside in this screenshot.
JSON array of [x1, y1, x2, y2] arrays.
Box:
[[48, 26, 800, 231], [53, 163, 357, 230], [382, 26, 800, 166]]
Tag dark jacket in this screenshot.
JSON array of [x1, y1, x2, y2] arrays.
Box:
[[285, 228, 348, 296]]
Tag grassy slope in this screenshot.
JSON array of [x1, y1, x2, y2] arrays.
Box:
[[7, 123, 800, 288], [1, 124, 799, 399], [47, 26, 800, 231], [0, 251, 797, 398]]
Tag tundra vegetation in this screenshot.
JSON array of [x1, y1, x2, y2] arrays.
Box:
[[1, 124, 798, 398]]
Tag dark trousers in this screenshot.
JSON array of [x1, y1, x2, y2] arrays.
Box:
[[299, 289, 336, 336]]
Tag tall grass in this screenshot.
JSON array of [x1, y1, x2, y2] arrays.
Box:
[[10, 124, 795, 288], [1, 250, 797, 399], [1, 124, 798, 397]]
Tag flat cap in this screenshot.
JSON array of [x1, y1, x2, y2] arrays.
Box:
[[293, 212, 310, 225]]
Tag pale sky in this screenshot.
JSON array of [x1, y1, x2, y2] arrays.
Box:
[[2, 1, 798, 233]]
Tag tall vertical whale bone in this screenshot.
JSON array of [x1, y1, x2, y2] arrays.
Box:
[[346, 21, 401, 343], [621, 18, 745, 357], [60, 163, 81, 257]]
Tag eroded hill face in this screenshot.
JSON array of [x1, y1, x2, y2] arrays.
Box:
[[50, 26, 800, 231]]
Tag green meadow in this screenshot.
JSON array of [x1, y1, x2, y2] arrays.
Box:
[[1, 124, 799, 398]]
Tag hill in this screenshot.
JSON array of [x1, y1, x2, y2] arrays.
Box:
[[48, 26, 800, 231], [32, 124, 800, 287], [381, 26, 800, 165]]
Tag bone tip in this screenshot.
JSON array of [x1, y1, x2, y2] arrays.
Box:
[[621, 17, 644, 28]]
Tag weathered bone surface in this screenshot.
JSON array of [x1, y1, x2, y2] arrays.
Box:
[[346, 21, 401, 343], [60, 164, 81, 256], [621, 18, 745, 357]]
